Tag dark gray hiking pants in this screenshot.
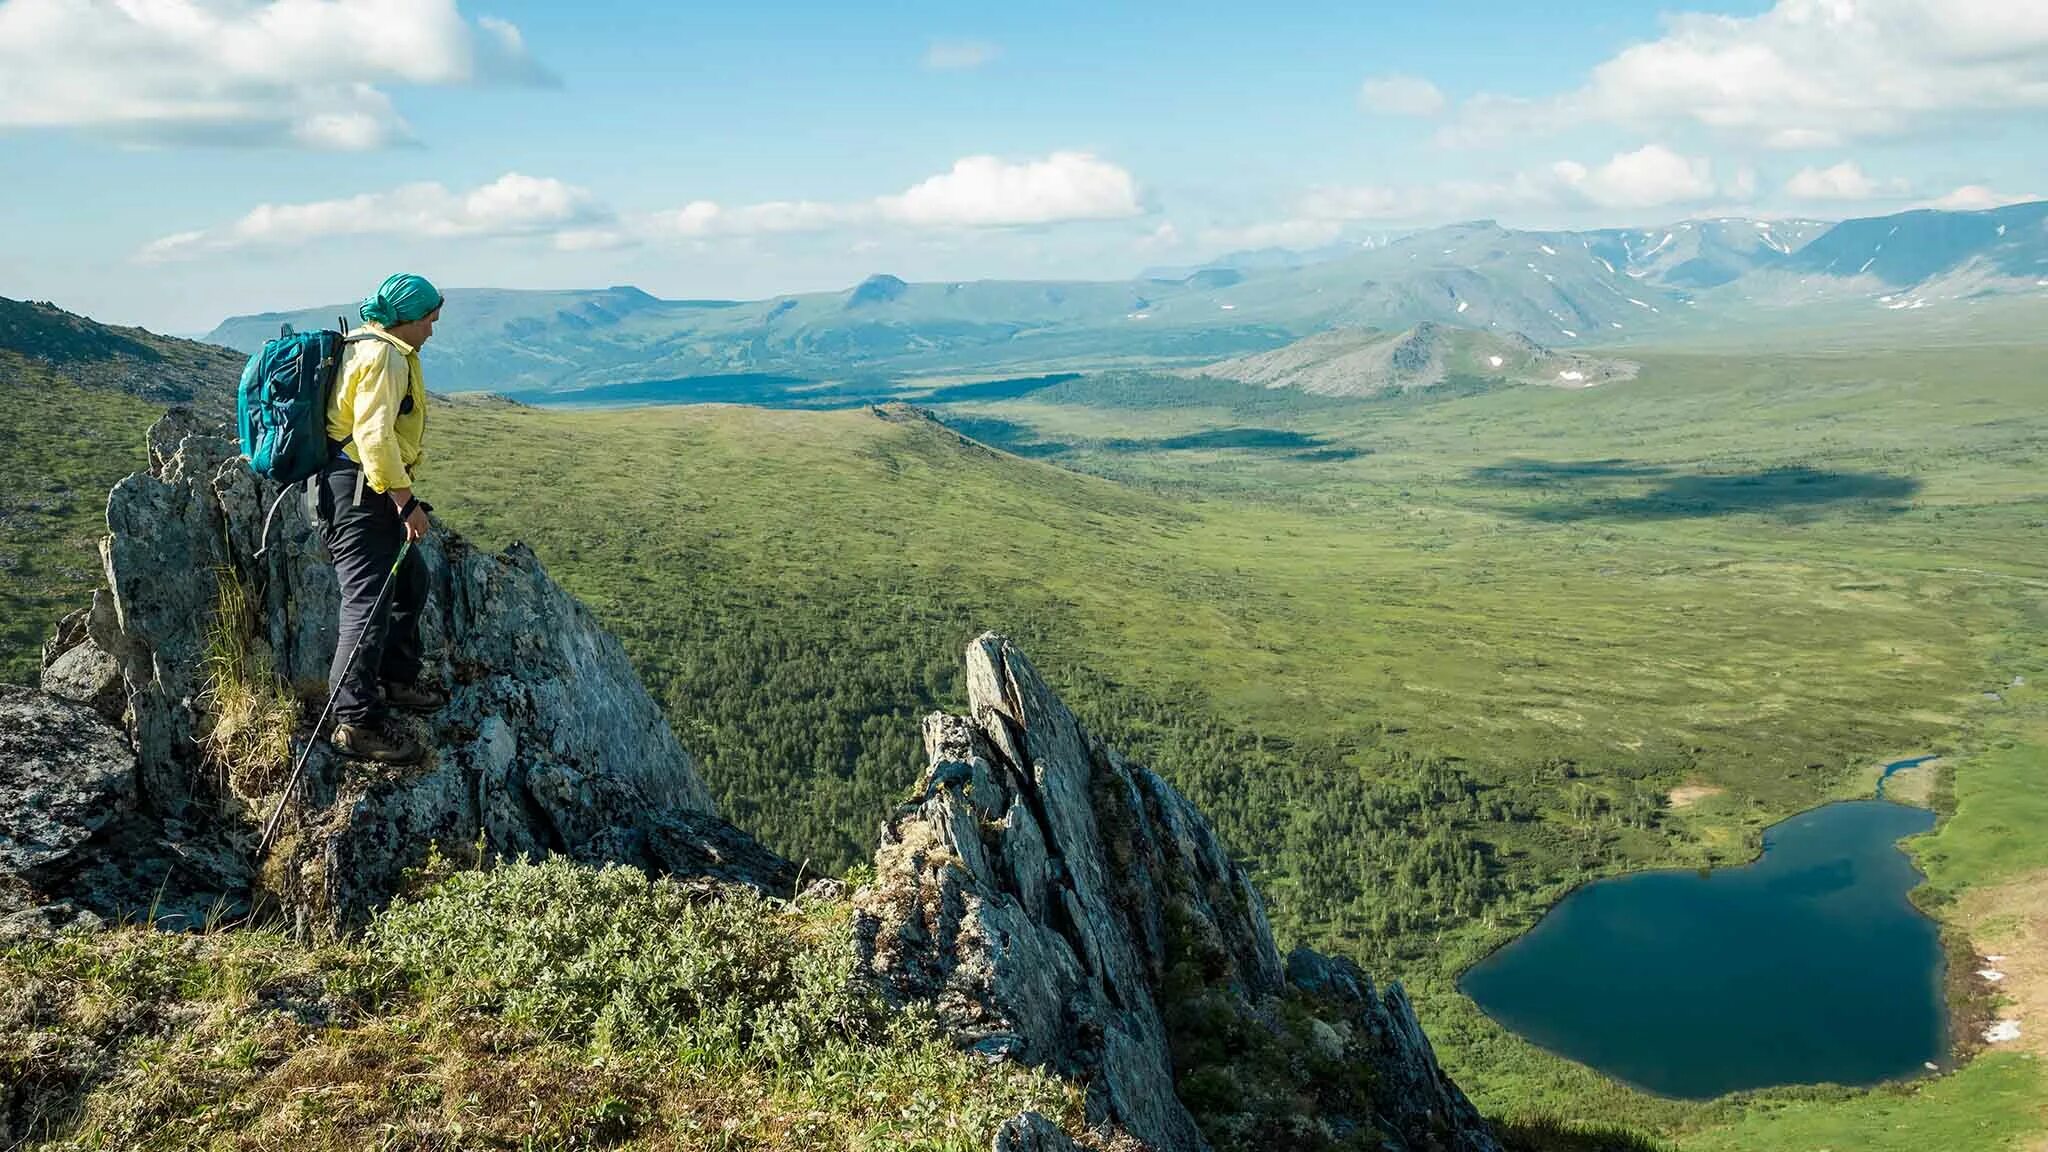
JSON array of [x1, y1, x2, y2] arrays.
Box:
[[317, 463, 427, 726]]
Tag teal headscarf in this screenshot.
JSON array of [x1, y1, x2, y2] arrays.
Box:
[[360, 273, 443, 326]]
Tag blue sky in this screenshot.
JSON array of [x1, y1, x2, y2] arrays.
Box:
[[2, 0, 2044, 332]]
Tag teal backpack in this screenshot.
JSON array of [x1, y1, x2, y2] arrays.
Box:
[[236, 320, 380, 485]]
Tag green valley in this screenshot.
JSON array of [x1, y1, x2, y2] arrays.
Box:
[[407, 338, 2045, 1144]]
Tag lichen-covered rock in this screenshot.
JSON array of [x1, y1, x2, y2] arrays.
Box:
[[857, 634, 1499, 1152], [40, 633, 123, 723], [0, 686, 142, 932], [0, 686, 133, 877], [22, 410, 791, 937]]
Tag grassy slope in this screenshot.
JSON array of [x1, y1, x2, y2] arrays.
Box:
[[0, 361, 163, 682]]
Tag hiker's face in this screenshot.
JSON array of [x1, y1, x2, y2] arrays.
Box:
[[395, 307, 441, 349]]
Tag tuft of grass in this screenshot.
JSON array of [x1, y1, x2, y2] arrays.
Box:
[[1497, 1113, 1675, 1151], [197, 565, 298, 799]]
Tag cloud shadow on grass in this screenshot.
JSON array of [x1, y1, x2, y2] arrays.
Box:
[[939, 417, 1368, 463], [1474, 458, 1920, 521]]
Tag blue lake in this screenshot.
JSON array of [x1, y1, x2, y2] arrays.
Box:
[[1460, 798, 1944, 1099]]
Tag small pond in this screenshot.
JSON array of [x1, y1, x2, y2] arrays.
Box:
[[1460, 796, 1944, 1098]]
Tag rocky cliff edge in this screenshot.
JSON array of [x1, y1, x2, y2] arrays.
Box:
[[3, 410, 1500, 1152]]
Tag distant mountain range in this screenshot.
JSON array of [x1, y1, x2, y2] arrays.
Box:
[[187, 199, 2042, 403]]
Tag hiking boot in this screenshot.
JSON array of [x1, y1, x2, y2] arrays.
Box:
[[382, 679, 449, 714], [331, 722, 424, 765]]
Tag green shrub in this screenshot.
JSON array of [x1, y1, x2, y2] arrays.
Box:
[[369, 856, 884, 1061]]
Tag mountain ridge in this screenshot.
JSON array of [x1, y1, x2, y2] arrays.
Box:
[[202, 202, 2048, 401]]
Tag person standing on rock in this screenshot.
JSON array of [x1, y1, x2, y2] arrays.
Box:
[[319, 273, 450, 764]]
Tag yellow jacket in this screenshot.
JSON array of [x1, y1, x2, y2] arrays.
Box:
[[325, 324, 427, 494]]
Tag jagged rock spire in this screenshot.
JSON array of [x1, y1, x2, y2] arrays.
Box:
[[856, 633, 1500, 1152]]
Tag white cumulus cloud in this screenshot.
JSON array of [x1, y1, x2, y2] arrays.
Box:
[[137, 172, 605, 261], [1784, 161, 1913, 201], [649, 199, 856, 238], [650, 152, 1144, 238], [0, 0, 552, 150], [879, 152, 1142, 227], [1359, 75, 1447, 117], [1439, 0, 2048, 148], [1921, 185, 2042, 211], [1552, 144, 1718, 209]]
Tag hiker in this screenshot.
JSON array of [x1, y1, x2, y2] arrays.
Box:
[[319, 273, 450, 763]]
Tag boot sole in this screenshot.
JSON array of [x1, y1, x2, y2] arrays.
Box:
[[329, 734, 426, 765]]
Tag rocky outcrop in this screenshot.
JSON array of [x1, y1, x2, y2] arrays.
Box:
[[856, 634, 1500, 1152], [3, 410, 792, 937], [3, 410, 1506, 1151], [0, 687, 132, 876], [993, 1112, 1084, 1152]]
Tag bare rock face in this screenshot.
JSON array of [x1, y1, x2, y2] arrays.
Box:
[[856, 634, 1500, 1152], [7, 410, 790, 937]]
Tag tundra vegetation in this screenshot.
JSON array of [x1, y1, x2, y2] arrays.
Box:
[[2, 323, 2044, 1149]]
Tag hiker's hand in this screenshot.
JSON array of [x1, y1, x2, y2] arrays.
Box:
[[404, 505, 430, 543]]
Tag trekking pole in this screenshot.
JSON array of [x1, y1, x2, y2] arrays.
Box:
[[256, 536, 414, 859]]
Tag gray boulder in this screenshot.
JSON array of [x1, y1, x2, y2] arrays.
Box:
[[856, 634, 1499, 1152], [0, 686, 133, 874], [39, 597, 126, 723], [992, 1112, 1082, 1152], [0, 685, 141, 935]]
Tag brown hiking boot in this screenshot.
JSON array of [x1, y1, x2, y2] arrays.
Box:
[[331, 722, 424, 765], [382, 680, 449, 714]]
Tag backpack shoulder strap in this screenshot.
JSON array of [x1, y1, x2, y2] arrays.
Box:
[[328, 333, 393, 457]]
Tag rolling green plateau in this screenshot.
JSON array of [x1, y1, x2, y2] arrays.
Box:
[[3, 315, 2045, 1148]]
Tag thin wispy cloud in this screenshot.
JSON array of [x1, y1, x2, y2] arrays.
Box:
[[649, 152, 1143, 237], [141, 153, 1146, 261], [1359, 75, 1446, 118], [1784, 162, 1912, 202], [1921, 185, 2042, 212], [0, 0, 553, 151], [1208, 145, 1733, 253], [923, 38, 999, 71], [137, 173, 606, 262]]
